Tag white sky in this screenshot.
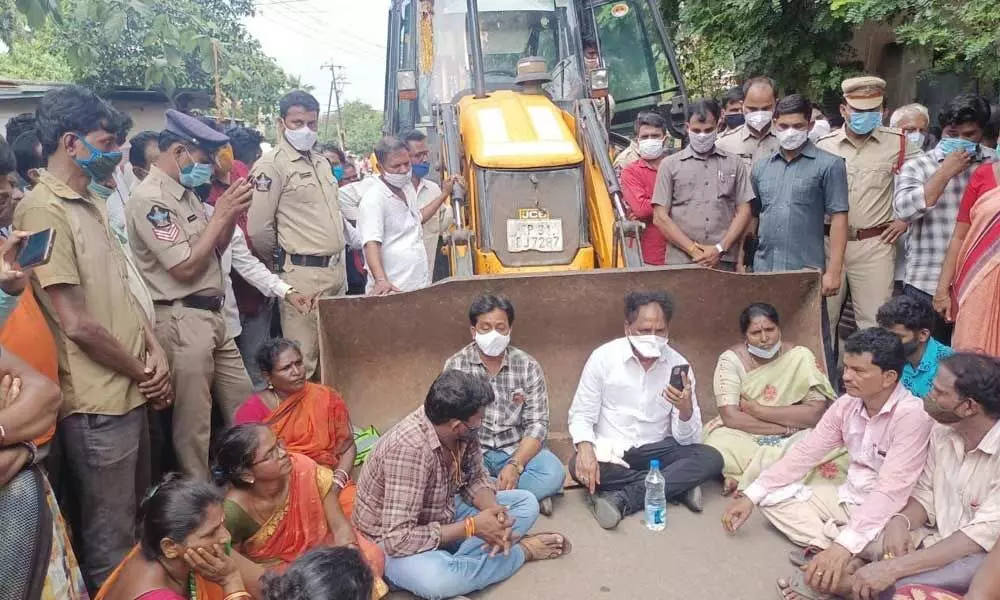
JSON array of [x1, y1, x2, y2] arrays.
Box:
[[246, 0, 390, 111]]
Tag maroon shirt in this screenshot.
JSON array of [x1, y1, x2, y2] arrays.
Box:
[[620, 158, 667, 265]]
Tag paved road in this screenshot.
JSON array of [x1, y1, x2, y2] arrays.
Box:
[[386, 481, 798, 599]]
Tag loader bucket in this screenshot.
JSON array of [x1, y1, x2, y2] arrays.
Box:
[[318, 268, 824, 461]]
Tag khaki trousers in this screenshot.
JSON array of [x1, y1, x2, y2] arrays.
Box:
[[826, 236, 896, 333], [154, 304, 252, 478], [759, 482, 854, 549], [279, 256, 347, 379]]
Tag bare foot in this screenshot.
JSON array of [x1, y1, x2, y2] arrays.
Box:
[[722, 477, 739, 496], [776, 577, 811, 600], [520, 532, 572, 562]]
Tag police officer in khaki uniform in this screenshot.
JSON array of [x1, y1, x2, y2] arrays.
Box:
[[126, 109, 254, 478], [247, 91, 346, 378], [815, 76, 923, 332]]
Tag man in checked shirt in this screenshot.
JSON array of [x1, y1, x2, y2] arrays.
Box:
[[444, 295, 565, 516], [352, 370, 570, 600]]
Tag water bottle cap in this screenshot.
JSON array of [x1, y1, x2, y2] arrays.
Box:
[[650, 459, 660, 470]]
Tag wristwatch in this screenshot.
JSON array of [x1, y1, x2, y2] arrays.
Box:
[[714, 242, 725, 254]]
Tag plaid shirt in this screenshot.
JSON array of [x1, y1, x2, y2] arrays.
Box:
[[444, 343, 549, 452], [351, 407, 494, 557], [894, 146, 997, 294]]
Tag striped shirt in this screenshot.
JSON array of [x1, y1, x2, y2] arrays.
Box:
[[444, 343, 549, 452], [352, 407, 494, 557], [893, 146, 996, 294]]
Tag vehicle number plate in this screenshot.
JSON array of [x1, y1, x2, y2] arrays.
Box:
[[506, 218, 563, 253]]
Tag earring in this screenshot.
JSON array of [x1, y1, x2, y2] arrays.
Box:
[[245, 476, 255, 485], [267, 382, 274, 391]]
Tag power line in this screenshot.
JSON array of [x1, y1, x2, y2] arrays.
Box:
[[262, 1, 386, 51]]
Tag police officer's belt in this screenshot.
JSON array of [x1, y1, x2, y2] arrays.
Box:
[[289, 253, 341, 268], [154, 295, 225, 312]]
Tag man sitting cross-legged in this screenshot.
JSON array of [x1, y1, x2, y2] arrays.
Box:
[[352, 369, 570, 600], [722, 328, 934, 599]]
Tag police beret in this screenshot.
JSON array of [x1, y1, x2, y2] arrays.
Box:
[[164, 109, 229, 151]]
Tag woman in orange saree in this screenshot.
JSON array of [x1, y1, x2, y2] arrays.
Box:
[[233, 339, 358, 515], [95, 475, 255, 600], [211, 424, 387, 599], [935, 162, 1000, 356]]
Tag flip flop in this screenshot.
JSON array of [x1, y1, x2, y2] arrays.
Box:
[[520, 532, 572, 561], [788, 545, 823, 567], [775, 570, 832, 600]]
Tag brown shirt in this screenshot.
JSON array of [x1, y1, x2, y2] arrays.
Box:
[[126, 165, 225, 301], [651, 146, 753, 264], [815, 126, 923, 230], [14, 170, 147, 417], [717, 124, 781, 169], [246, 136, 345, 263]]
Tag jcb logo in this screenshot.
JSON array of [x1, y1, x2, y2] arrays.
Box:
[[517, 208, 550, 220]]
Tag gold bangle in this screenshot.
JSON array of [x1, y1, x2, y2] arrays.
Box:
[[224, 593, 252, 600]]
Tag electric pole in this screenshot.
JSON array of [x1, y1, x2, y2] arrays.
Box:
[[321, 62, 348, 149]]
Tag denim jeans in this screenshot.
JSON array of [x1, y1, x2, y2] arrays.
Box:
[[383, 489, 539, 600], [482, 447, 565, 501]]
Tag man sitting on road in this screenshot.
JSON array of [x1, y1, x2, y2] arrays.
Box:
[[722, 328, 934, 599], [877, 295, 954, 399], [352, 370, 569, 599], [568, 291, 723, 530], [833, 352, 1000, 600], [444, 295, 564, 516]]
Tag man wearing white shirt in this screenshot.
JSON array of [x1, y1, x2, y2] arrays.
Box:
[[568, 291, 723, 529], [401, 129, 454, 279]]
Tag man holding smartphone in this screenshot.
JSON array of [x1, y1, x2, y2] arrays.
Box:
[[567, 291, 724, 529]]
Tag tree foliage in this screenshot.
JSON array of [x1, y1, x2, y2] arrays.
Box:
[[321, 100, 383, 157]]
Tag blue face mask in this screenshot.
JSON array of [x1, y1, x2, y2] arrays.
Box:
[[180, 162, 214, 188], [73, 134, 123, 181], [332, 164, 345, 182], [411, 161, 431, 179], [88, 180, 114, 200], [937, 137, 978, 157], [847, 110, 882, 135]]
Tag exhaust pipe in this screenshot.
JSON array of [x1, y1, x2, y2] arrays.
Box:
[[467, 0, 487, 99]]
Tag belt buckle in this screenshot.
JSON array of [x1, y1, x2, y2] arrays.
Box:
[[846, 226, 860, 242]]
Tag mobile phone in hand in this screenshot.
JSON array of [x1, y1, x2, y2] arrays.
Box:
[[669, 364, 689, 390], [16, 229, 56, 269]]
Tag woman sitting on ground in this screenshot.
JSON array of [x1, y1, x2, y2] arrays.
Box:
[[261, 547, 373, 600], [234, 338, 359, 515], [210, 424, 387, 598], [703, 303, 847, 496], [95, 474, 258, 600]]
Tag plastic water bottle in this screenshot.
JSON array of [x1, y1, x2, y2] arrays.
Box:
[[644, 459, 666, 531]]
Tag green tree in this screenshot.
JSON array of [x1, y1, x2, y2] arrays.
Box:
[[0, 22, 72, 80], [322, 101, 383, 157]]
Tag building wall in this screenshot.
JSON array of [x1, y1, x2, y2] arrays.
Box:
[[0, 98, 42, 137], [109, 98, 171, 134]]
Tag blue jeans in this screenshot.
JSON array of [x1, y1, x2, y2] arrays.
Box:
[[482, 447, 565, 501], [383, 489, 539, 600]]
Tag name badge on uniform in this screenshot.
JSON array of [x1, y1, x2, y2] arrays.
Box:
[[255, 173, 272, 192], [147, 205, 180, 243], [187, 214, 198, 223]]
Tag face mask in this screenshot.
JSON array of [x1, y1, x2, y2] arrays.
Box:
[[180, 161, 214, 189], [901, 338, 922, 358], [332, 164, 345, 182], [906, 131, 926, 148], [808, 119, 831, 143], [88, 180, 114, 200], [747, 339, 781, 360], [923, 396, 966, 425], [73, 134, 123, 181], [628, 333, 667, 359], [847, 111, 882, 135], [459, 422, 481, 441], [284, 125, 318, 152], [382, 171, 411, 189], [411, 161, 431, 179], [689, 131, 717, 154], [475, 329, 511, 357], [745, 110, 773, 132], [937, 137, 978, 157], [725, 113, 745, 129], [776, 128, 809, 151], [637, 138, 665, 160]]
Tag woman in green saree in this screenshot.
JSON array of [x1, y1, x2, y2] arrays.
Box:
[[703, 303, 848, 496]]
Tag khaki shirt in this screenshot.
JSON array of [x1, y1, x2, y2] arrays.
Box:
[[717, 124, 781, 169], [651, 146, 753, 264], [911, 422, 1000, 551], [416, 178, 453, 268], [246, 136, 345, 263], [126, 166, 225, 301], [14, 170, 146, 418], [815, 126, 923, 230]]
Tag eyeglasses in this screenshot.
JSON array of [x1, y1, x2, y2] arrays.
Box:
[[252, 439, 287, 465]]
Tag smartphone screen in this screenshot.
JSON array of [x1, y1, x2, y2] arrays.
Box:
[[669, 364, 690, 390], [16, 229, 55, 269]]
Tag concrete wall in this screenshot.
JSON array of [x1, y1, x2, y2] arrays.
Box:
[[0, 97, 42, 136], [1, 96, 171, 140]]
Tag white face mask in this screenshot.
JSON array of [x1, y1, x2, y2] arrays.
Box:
[[906, 131, 926, 148], [688, 131, 717, 154], [776, 128, 809, 151], [382, 171, 412, 189], [475, 329, 511, 357], [284, 125, 318, 152], [808, 119, 831, 143], [745, 110, 773, 132], [747, 339, 781, 360], [628, 333, 667, 359], [637, 138, 665, 160]]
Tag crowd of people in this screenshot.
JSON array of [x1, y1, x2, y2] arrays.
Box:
[[0, 68, 999, 600]]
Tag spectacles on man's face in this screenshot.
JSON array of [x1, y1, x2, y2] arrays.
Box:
[[252, 439, 287, 465]]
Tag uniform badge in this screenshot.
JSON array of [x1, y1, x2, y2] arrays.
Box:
[[256, 173, 272, 192], [146, 205, 180, 243]]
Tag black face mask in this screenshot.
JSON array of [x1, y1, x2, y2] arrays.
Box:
[[725, 114, 746, 129], [901, 339, 921, 358]]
